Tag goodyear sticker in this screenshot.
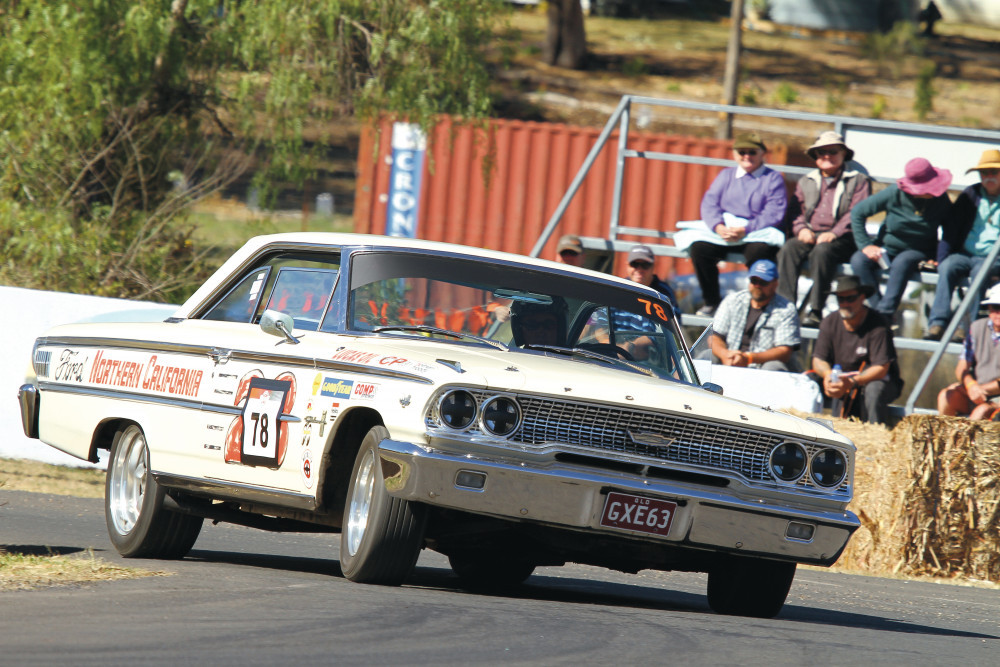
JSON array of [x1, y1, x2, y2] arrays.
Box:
[[320, 377, 354, 398]]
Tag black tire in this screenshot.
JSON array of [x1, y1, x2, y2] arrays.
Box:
[[448, 552, 536, 591], [707, 556, 796, 618], [340, 425, 426, 585], [105, 424, 203, 559]]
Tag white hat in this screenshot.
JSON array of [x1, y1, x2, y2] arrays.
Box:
[[981, 284, 1000, 306]]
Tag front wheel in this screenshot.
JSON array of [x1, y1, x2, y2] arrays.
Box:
[[707, 556, 796, 618], [105, 423, 202, 558], [340, 425, 426, 585]]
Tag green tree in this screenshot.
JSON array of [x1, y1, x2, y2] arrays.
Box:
[[0, 0, 504, 301]]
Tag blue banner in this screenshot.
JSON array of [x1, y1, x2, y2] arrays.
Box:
[[384, 123, 427, 238]]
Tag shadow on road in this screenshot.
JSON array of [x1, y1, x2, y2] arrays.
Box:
[[176, 548, 997, 641], [1, 544, 90, 557]]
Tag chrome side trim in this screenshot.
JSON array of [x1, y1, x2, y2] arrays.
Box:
[[38, 336, 213, 357], [36, 336, 432, 385], [154, 472, 317, 511], [36, 382, 300, 421]]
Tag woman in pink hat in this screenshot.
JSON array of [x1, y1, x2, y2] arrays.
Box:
[[849, 157, 953, 321]]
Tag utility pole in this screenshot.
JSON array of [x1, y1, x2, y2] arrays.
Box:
[[717, 0, 745, 139]]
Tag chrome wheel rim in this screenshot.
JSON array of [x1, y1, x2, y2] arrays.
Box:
[[108, 426, 147, 535], [346, 448, 376, 556]]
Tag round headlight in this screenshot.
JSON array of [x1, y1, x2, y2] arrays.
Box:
[[770, 442, 807, 482], [811, 448, 847, 487], [439, 390, 477, 429], [481, 396, 521, 437]]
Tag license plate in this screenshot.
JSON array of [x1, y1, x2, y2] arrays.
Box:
[[600, 492, 677, 537]]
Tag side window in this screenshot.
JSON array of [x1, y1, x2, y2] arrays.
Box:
[[202, 269, 271, 323], [264, 268, 338, 332], [198, 251, 342, 325]]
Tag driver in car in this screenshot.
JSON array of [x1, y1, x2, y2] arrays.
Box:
[[510, 298, 567, 347]]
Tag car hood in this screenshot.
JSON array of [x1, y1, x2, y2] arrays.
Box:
[[347, 336, 846, 446]]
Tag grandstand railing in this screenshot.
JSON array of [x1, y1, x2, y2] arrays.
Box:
[[530, 94, 1000, 415]]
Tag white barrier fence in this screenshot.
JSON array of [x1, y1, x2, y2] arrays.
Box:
[[1, 286, 177, 468]]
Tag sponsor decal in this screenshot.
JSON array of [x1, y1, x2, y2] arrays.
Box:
[[320, 377, 354, 398], [87, 350, 203, 397], [331, 348, 380, 365], [312, 373, 323, 396], [377, 356, 407, 367], [301, 449, 314, 489], [408, 362, 434, 374], [204, 444, 221, 451], [352, 382, 378, 400], [55, 349, 87, 382]]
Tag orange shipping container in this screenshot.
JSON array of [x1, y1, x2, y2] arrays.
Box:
[[353, 115, 787, 279]]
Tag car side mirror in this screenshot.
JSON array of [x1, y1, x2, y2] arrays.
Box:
[[702, 382, 723, 395], [260, 309, 299, 344]]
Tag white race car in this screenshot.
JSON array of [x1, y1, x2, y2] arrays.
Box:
[[18, 233, 858, 617]]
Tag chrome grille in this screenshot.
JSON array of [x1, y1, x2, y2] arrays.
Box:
[[514, 395, 778, 482]]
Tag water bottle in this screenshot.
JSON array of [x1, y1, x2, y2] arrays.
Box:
[[830, 364, 842, 383]]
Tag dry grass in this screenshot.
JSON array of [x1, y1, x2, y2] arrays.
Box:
[[0, 548, 167, 592], [500, 10, 1000, 140], [0, 458, 105, 498]]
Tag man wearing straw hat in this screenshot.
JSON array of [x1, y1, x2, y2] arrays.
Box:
[[937, 284, 1000, 419], [777, 131, 871, 328], [923, 149, 1000, 341]]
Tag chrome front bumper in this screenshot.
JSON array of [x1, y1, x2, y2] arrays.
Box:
[[378, 439, 859, 566], [18, 384, 39, 439]]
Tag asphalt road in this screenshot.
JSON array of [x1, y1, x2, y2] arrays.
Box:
[[1, 489, 997, 666]]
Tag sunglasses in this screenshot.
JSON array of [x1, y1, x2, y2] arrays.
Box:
[[736, 149, 760, 157], [980, 168, 1000, 176], [836, 292, 863, 304], [630, 261, 653, 270], [988, 305, 1000, 313], [749, 277, 771, 286], [814, 148, 842, 157]]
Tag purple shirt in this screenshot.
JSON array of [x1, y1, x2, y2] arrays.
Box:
[[700, 165, 788, 233]]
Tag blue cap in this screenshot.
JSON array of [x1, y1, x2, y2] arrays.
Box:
[[748, 259, 778, 282]]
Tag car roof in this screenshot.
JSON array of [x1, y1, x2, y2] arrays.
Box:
[[175, 232, 660, 318]]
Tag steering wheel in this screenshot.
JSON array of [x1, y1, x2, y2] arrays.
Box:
[[578, 342, 634, 361]]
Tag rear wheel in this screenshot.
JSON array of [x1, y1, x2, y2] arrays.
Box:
[[340, 425, 426, 585], [105, 424, 202, 558], [449, 552, 536, 591], [707, 556, 796, 618]]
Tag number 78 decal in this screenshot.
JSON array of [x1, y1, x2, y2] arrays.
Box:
[[240, 377, 292, 467]]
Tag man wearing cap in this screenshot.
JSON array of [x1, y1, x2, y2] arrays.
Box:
[[811, 275, 903, 424], [937, 284, 1000, 419], [625, 244, 680, 316], [708, 259, 801, 372], [777, 132, 871, 328], [688, 132, 788, 317], [850, 157, 953, 321], [556, 234, 585, 268], [924, 149, 1000, 341]]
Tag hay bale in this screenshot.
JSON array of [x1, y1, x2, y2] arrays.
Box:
[[829, 414, 1000, 583], [896, 415, 1000, 581]]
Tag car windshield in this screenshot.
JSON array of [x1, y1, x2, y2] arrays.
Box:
[[346, 250, 697, 383]]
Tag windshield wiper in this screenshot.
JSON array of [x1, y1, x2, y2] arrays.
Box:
[[520, 344, 655, 377], [373, 325, 508, 351]]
